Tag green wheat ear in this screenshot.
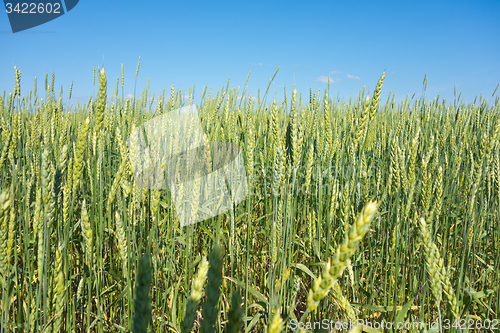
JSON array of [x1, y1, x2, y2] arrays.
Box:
[[226, 290, 243, 333], [267, 307, 284, 333], [133, 254, 152, 333], [419, 218, 460, 320], [0, 188, 12, 283], [301, 201, 378, 321], [200, 243, 223, 333], [181, 256, 209, 333], [369, 71, 386, 120]]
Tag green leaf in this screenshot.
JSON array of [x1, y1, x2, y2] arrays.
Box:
[[394, 294, 417, 325], [464, 287, 494, 301], [290, 263, 317, 280], [224, 276, 269, 306], [245, 312, 262, 333]]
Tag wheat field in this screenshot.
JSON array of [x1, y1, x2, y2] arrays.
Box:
[[0, 63, 498, 332]]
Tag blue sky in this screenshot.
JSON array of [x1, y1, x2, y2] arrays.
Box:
[[1, 0, 499, 106]]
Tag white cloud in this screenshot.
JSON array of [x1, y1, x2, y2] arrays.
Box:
[[236, 95, 257, 101], [331, 70, 341, 74], [126, 93, 134, 99], [346, 74, 360, 80], [315, 76, 335, 83], [252, 62, 263, 66]]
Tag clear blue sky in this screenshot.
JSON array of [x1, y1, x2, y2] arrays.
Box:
[[1, 0, 499, 106]]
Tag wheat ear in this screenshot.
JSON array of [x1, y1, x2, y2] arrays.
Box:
[[301, 201, 378, 320], [181, 256, 209, 333], [267, 307, 285, 333], [419, 218, 460, 320], [53, 244, 65, 332], [73, 117, 90, 191], [200, 243, 223, 333], [0, 189, 12, 283], [80, 199, 93, 268], [369, 71, 386, 120], [226, 291, 244, 333], [115, 211, 128, 275], [133, 254, 152, 333]]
